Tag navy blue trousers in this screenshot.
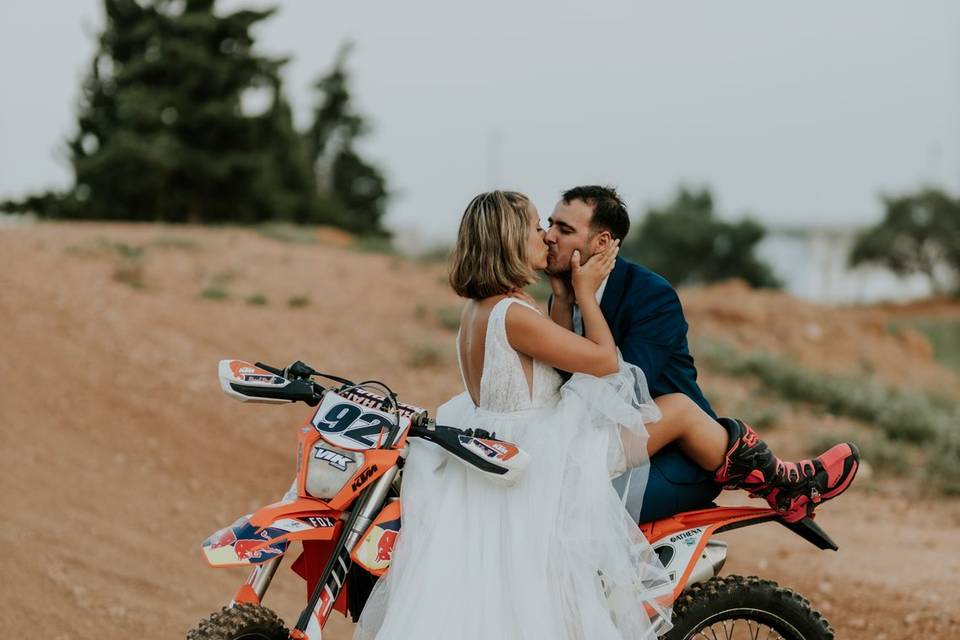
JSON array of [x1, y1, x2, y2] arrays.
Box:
[[636, 442, 722, 524]]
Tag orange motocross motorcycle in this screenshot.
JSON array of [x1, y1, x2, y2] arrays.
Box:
[[188, 360, 839, 640]]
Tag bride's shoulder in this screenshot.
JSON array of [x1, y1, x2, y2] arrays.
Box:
[[505, 292, 543, 313], [461, 295, 543, 336], [502, 298, 549, 334], [470, 294, 523, 314]]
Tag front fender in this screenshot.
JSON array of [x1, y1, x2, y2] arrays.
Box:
[[202, 497, 342, 567]]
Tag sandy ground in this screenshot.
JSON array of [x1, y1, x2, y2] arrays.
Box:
[[2, 221, 958, 638]]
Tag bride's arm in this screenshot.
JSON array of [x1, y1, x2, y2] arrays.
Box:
[[506, 244, 620, 377]]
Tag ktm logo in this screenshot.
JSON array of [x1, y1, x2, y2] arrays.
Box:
[[351, 465, 378, 491]]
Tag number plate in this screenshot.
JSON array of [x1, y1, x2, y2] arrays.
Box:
[[311, 392, 410, 451]]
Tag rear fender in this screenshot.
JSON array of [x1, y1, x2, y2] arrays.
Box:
[[641, 506, 779, 603], [202, 497, 343, 568]]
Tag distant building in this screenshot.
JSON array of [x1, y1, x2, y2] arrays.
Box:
[[757, 226, 935, 304]]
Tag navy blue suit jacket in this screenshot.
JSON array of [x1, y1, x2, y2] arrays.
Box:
[[598, 257, 715, 421], [552, 257, 722, 518]]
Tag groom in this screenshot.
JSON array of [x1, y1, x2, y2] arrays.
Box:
[[548, 185, 861, 524], [544, 185, 725, 523]]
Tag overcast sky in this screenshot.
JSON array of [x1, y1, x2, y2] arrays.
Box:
[[2, 1, 958, 242]]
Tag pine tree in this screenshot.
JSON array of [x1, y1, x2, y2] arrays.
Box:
[[250, 76, 326, 224], [306, 44, 390, 236], [7, 0, 324, 224]]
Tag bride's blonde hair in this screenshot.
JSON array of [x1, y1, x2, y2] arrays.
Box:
[[449, 190, 535, 300]]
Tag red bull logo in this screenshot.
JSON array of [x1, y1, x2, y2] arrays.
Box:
[[206, 524, 283, 561], [350, 501, 401, 576], [234, 537, 283, 561], [375, 530, 398, 563]]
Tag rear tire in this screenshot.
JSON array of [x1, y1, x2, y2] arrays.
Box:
[[664, 575, 834, 640], [187, 604, 289, 640]]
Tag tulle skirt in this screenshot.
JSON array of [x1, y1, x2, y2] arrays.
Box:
[[355, 364, 673, 639]]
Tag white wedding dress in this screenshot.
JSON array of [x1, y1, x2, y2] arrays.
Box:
[[355, 297, 673, 639]]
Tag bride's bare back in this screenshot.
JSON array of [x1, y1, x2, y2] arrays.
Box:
[[458, 294, 535, 407]]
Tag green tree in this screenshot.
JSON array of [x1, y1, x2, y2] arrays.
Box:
[[3, 0, 323, 224], [251, 76, 326, 224], [305, 44, 390, 236], [850, 187, 960, 296], [623, 186, 781, 288]]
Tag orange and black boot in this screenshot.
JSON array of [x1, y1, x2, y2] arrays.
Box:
[[713, 418, 861, 523]]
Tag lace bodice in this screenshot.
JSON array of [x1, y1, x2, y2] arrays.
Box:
[[457, 297, 563, 412]]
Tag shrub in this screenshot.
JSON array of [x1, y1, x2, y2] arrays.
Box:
[[697, 338, 960, 494], [351, 235, 396, 255], [436, 307, 461, 331], [246, 293, 268, 306], [737, 402, 786, 431], [200, 286, 230, 301], [926, 431, 960, 495], [65, 237, 136, 258], [109, 241, 146, 288], [891, 318, 960, 373], [257, 223, 318, 244], [696, 340, 952, 445], [407, 343, 444, 368], [149, 235, 201, 251], [808, 430, 911, 476], [63, 237, 148, 288], [113, 257, 145, 289], [288, 296, 310, 308], [110, 242, 144, 259]]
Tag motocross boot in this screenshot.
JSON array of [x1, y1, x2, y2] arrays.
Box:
[[713, 418, 861, 523]]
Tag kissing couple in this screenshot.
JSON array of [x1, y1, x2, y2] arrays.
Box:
[[356, 186, 861, 639]]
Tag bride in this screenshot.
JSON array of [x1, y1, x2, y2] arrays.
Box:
[[355, 190, 680, 639]]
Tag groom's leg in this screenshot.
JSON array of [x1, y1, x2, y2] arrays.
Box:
[[636, 442, 722, 524]]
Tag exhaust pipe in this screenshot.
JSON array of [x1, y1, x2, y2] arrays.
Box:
[[687, 539, 728, 586]]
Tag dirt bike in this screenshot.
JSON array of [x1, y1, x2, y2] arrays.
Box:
[[188, 359, 840, 640]]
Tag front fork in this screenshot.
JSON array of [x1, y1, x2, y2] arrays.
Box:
[[230, 556, 284, 606]]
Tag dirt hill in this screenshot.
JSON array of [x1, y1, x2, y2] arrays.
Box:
[[682, 279, 959, 393], [2, 221, 958, 638]]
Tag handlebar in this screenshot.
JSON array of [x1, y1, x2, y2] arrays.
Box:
[[255, 361, 286, 377], [251, 361, 327, 406], [247, 362, 414, 447], [245, 360, 524, 479]]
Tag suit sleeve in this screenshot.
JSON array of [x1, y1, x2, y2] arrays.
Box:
[[618, 281, 687, 388]]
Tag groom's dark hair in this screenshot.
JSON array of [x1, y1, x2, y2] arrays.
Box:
[[562, 185, 630, 241]]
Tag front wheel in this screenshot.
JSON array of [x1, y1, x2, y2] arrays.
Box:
[[187, 604, 290, 640], [664, 575, 834, 640]]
